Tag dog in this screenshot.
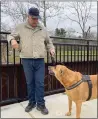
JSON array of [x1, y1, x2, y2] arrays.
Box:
[[49, 65, 97, 118]]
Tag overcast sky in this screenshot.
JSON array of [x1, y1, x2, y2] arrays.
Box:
[[46, 2, 97, 35], [1, 1, 97, 36]]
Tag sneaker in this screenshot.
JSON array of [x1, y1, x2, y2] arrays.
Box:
[[25, 103, 36, 112], [36, 105, 49, 115]]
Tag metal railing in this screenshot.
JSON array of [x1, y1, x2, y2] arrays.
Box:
[[0, 32, 98, 106]]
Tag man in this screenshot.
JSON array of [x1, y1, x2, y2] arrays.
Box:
[[7, 7, 55, 115]]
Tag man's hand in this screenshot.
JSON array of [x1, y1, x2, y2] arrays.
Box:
[[50, 48, 55, 56], [11, 39, 19, 49]]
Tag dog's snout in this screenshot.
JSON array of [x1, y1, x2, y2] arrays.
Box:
[[48, 66, 55, 75], [48, 66, 51, 70], [49, 70, 55, 75]]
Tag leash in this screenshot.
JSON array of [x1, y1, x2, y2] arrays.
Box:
[[44, 54, 56, 89], [50, 54, 64, 66], [50, 55, 56, 66]]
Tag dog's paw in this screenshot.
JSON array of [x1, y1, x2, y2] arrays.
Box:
[[65, 112, 71, 116]]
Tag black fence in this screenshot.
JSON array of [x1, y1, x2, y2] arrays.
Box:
[[0, 32, 98, 106]]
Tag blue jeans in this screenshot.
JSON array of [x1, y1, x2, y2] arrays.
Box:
[[21, 58, 45, 106]]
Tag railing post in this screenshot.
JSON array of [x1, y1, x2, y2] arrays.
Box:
[[0, 39, 1, 102], [96, 45, 98, 74], [87, 41, 89, 74], [0, 39, 1, 65]]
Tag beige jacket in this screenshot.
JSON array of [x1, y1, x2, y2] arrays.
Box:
[[7, 21, 55, 58]]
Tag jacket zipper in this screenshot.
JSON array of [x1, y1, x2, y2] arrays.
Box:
[[32, 28, 42, 58]]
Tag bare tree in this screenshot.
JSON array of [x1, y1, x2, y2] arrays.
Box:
[[1, 1, 64, 28], [1, 22, 11, 63], [1, 0, 31, 27], [1, 22, 12, 31], [39, 1, 64, 27], [66, 28, 76, 37], [63, 1, 95, 38], [86, 31, 97, 40]]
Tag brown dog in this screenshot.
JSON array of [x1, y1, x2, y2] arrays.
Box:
[[49, 65, 97, 118]]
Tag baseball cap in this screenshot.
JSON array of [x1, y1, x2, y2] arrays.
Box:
[[28, 7, 41, 19]]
